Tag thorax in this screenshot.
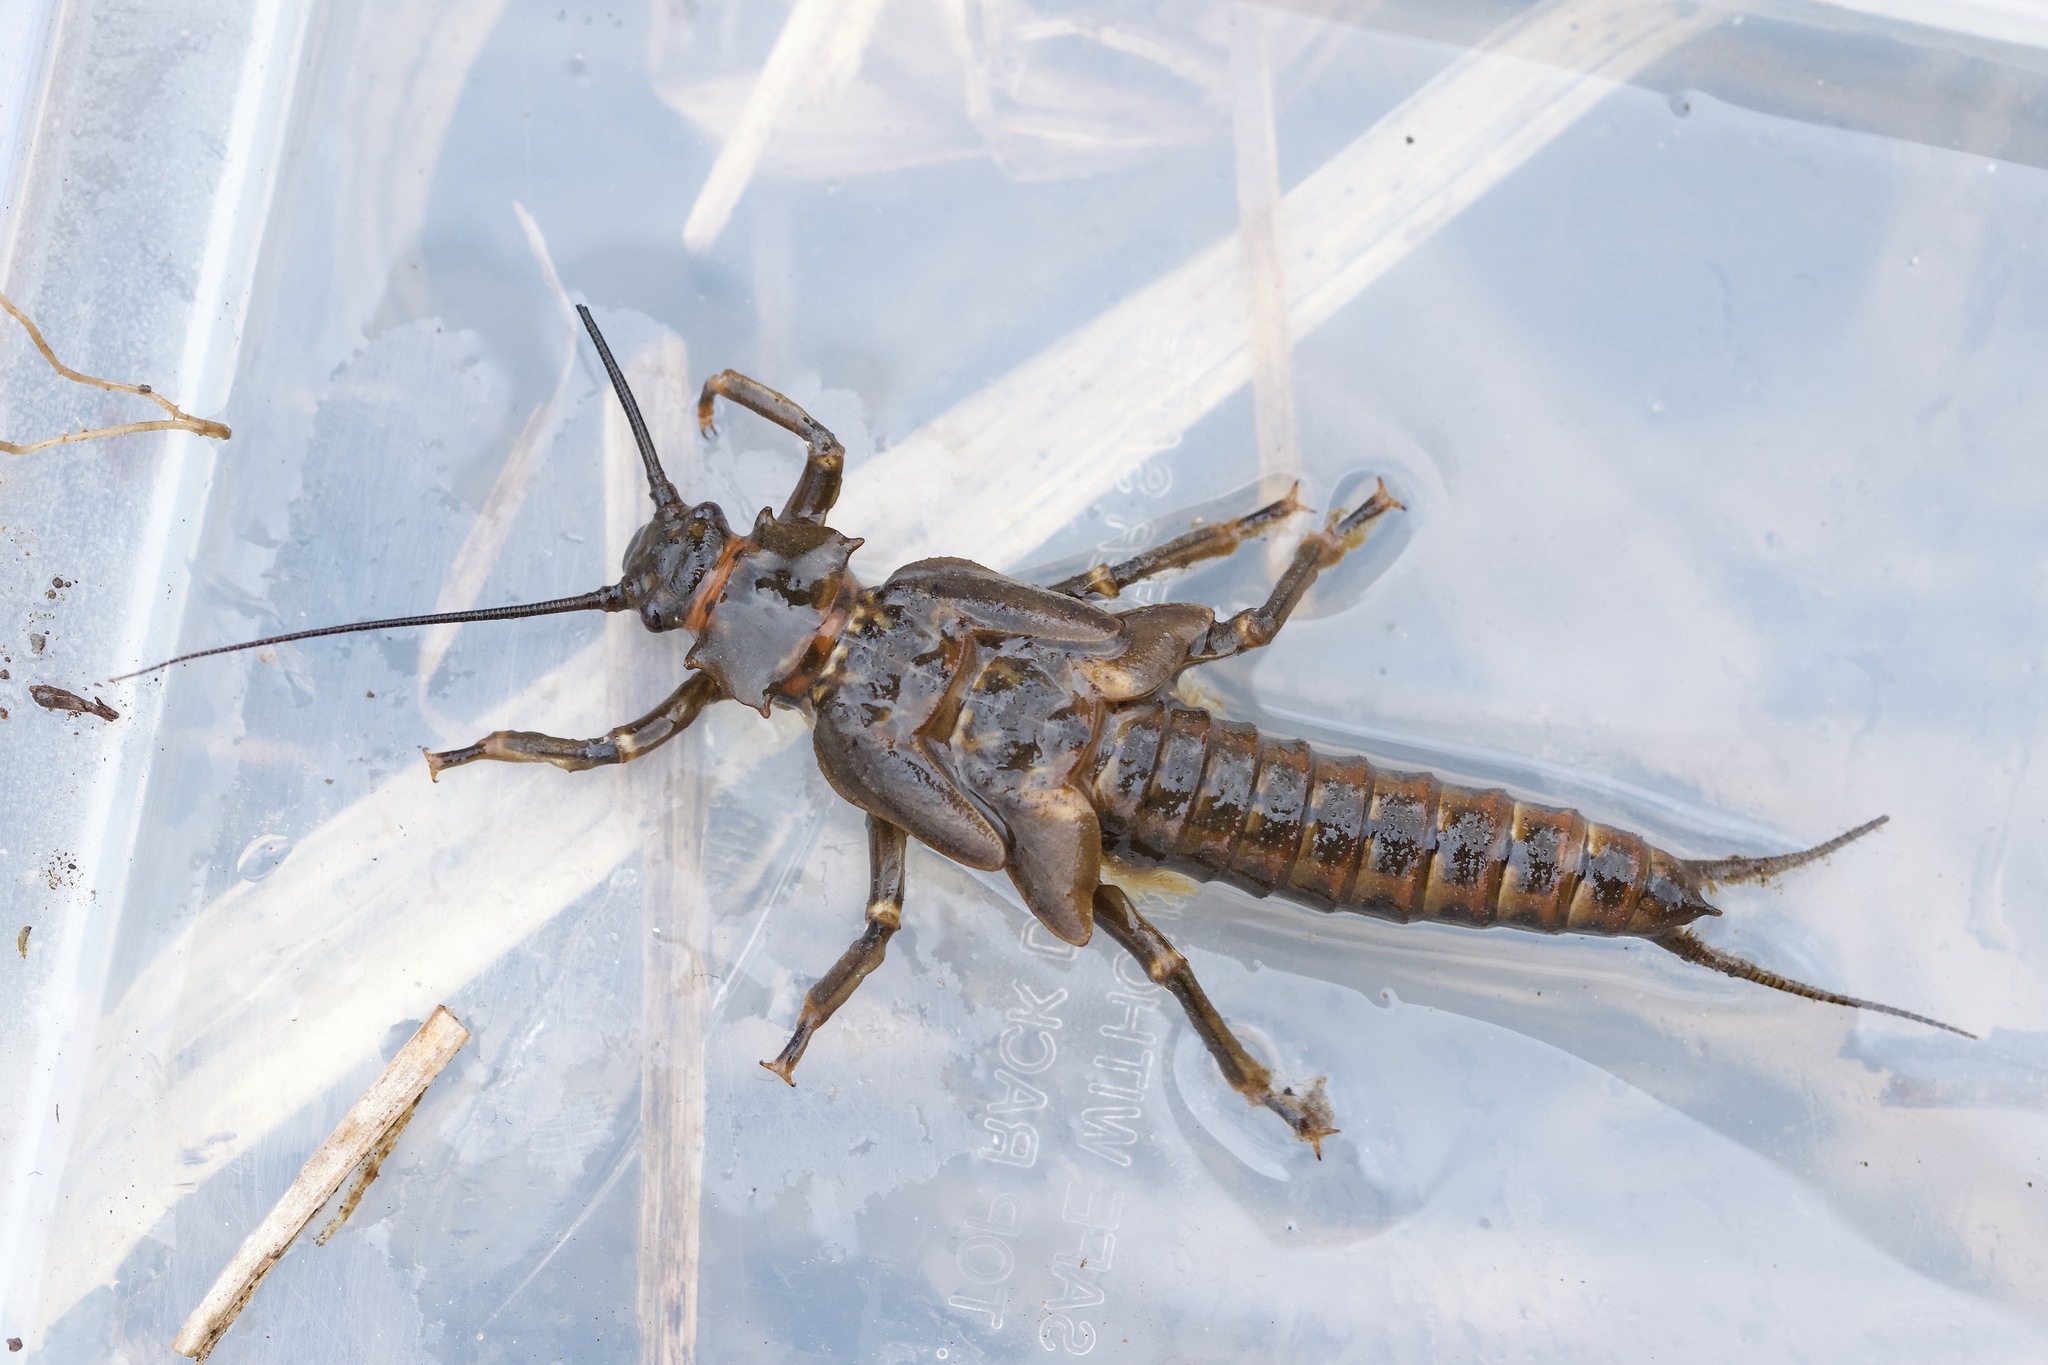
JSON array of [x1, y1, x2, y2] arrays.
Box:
[[685, 511, 861, 714]]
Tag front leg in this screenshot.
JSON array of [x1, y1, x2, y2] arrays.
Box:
[[697, 370, 846, 523], [763, 816, 908, 1083], [1092, 884, 1338, 1154], [425, 673, 720, 778]]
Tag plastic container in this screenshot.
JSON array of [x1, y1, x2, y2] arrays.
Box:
[[3, 1, 2045, 1359]]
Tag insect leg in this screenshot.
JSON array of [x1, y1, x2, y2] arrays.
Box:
[[1048, 486, 1308, 599], [1187, 480, 1401, 664], [763, 816, 908, 1083], [697, 370, 845, 523], [1092, 884, 1339, 1154], [423, 673, 720, 778]]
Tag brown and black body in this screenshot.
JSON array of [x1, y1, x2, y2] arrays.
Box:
[[130, 307, 1970, 1154], [1085, 700, 1947, 1006], [1095, 701, 1712, 939]]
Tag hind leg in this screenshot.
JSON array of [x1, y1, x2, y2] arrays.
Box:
[[1092, 884, 1338, 1153], [1187, 481, 1401, 664]]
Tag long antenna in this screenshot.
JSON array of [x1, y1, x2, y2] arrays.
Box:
[[112, 585, 627, 681], [577, 304, 680, 512]]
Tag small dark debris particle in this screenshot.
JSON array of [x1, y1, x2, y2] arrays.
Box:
[[16, 926, 27, 957], [28, 634, 45, 655], [138, 384, 152, 394], [365, 690, 375, 699], [1405, 135, 1414, 144], [2, 668, 11, 679], [29, 686, 118, 722], [7, 1335, 21, 1350]]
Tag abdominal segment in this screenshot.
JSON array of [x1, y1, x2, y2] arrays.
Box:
[[1090, 701, 1690, 937]]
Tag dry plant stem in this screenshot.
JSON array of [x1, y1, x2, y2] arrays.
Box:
[[172, 1007, 470, 1360], [607, 336, 713, 1365], [0, 288, 231, 453], [416, 200, 578, 695], [315, 1093, 421, 1245], [1229, 3, 1303, 587], [639, 744, 713, 1365]]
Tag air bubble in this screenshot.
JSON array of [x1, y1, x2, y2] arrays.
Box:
[[236, 832, 293, 881]]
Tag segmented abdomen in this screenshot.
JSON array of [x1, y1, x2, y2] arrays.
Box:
[[1090, 701, 1684, 937]]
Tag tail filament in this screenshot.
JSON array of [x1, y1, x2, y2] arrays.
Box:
[[1686, 815, 1888, 887], [1651, 926, 1973, 1038]]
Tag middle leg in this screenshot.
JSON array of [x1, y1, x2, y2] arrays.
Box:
[[763, 816, 909, 1083], [1092, 884, 1338, 1153], [1048, 485, 1307, 600]]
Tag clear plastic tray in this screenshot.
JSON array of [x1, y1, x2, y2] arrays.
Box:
[[4, 1, 2046, 1360]]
